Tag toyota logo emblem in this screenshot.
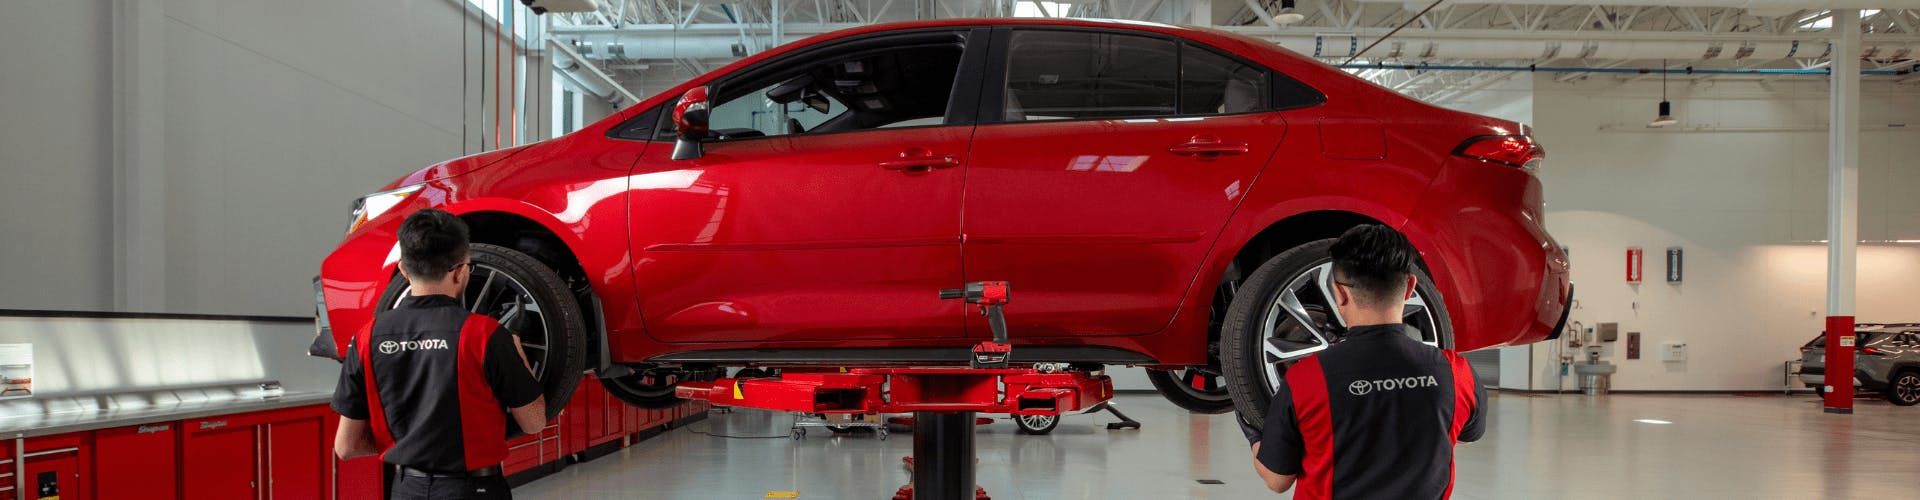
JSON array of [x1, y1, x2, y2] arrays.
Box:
[[378, 341, 399, 355], [1348, 380, 1372, 396]]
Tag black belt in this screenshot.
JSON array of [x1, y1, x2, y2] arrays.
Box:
[[399, 465, 502, 478]]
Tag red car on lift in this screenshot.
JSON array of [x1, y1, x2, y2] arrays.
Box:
[[315, 18, 1571, 425]]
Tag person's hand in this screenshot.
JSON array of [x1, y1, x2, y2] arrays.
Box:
[[1237, 415, 1262, 446]]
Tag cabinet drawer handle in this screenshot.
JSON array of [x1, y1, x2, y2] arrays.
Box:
[[21, 447, 79, 458]]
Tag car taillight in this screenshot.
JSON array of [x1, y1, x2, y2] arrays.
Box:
[[1454, 135, 1544, 172], [1859, 346, 1886, 356]]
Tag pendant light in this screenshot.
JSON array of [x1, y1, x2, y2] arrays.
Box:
[[1274, 0, 1306, 25], [1650, 60, 1678, 127]]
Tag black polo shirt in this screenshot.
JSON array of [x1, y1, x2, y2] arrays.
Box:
[[1258, 323, 1487, 500], [333, 294, 543, 472]]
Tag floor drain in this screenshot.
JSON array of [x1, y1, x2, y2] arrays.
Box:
[[1196, 479, 1225, 485]]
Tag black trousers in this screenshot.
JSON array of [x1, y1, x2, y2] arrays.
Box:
[[389, 473, 512, 500]]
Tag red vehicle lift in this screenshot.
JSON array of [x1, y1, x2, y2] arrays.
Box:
[[675, 282, 1123, 500]]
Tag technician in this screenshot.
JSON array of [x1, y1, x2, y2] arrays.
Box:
[[1241, 225, 1487, 499], [332, 209, 549, 500]]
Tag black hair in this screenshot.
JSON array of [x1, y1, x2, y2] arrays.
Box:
[[398, 208, 470, 282], [1328, 225, 1417, 308]]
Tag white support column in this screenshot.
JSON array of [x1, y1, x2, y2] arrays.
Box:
[[111, 0, 167, 312], [1827, 9, 1860, 321], [1823, 8, 1861, 413]]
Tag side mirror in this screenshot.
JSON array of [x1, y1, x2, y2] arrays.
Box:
[[671, 86, 711, 160]]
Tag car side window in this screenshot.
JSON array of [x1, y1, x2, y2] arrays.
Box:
[[1180, 44, 1267, 115], [1002, 30, 1179, 121], [707, 80, 851, 138], [703, 36, 967, 141]]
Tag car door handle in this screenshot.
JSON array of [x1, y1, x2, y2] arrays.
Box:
[[1168, 136, 1249, 157], [879, 148, 959, 172]]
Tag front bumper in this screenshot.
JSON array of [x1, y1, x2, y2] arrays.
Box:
[[308, 276, 340, 360]]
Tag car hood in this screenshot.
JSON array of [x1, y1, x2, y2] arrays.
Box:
[[378, 143, 540, 190]]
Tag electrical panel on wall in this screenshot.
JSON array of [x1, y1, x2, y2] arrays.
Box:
[[1662, 342, 1688, 362], [1597, 323, 1619, 342]]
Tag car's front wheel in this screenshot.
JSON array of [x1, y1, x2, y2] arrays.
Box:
[[602, 366, 720, 409], [1885, 371, 1920, 406], [1217, 238, 1453, 427], [375, 243, 588, 421], [1145, 368, 1235, 414]]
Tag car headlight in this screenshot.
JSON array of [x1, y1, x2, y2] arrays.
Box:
[[347, 184, 425, 234]]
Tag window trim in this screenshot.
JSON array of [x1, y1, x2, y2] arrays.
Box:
[[977, 26, 1326, 127], [607, 27, 991, 143]]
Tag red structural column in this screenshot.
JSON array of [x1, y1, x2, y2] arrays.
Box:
[[1823, 316, 1855, 413]]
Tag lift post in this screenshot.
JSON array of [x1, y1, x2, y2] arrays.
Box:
[[673, 282, 1115, 500]]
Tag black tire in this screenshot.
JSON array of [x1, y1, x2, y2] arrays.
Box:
[[375, 243, 588, 421], [1885, 371, 1920, 406], [1145, 368, 1235, 414], [604, 369, 697, 409], [1218, 238, 1453, 428], [1014, 414, 1059, 435]]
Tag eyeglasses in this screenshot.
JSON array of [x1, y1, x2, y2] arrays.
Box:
[[1332, 281, 1357, 289], [449, 261, 472, 274]]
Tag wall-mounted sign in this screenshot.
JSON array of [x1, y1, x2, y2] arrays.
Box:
[[1626, 247, 1644, 283], [0, 343, 32, 400], [1666, 247, 1684, 283]]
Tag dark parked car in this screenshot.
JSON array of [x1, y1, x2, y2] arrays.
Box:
[[1799, 324, 1920, 406]]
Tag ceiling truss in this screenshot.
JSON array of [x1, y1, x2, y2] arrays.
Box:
[[543, 1, 1920, 104]]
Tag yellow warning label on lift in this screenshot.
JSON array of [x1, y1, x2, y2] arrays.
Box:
[[1840, 336, 1856, 347], [765, 491, 799, 498], [733, 380, 746, 399]]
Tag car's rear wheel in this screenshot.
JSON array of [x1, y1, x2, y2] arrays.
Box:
[[376, 243, 588, 421], [1218, 238, 1452, 427], [1885, 371, 1920, 406]]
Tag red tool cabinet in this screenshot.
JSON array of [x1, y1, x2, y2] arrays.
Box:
[[5, 373, 710, 500]]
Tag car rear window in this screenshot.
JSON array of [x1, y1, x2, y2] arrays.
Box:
[[1003, 30, 1179, 121]]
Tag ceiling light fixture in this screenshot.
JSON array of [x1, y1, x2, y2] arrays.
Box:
[[1274, 0, 1306, 26], [1650, 60, 1679, 128], [1633, 419, 1673, 425]]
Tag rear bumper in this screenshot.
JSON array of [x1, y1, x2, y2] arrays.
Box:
[[1797, 370, 1871, 389], [1405, 158, 1570, 350]]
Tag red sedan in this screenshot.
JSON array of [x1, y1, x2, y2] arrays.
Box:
[[315, 18, 1571, 423]]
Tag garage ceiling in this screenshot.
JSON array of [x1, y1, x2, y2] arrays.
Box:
[[541, 1, 1920, 103]]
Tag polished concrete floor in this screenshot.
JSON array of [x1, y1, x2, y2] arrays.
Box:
[[518, 392, 1920, 499]]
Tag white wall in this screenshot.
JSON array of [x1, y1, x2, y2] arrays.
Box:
[[0, 0, 584, 317], [1440, 74, 1543, 390], [0, 1, 117, 311], [1524, 75, 1920, 391]]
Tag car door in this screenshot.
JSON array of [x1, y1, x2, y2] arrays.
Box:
[[627, 29, 987, 343], [962, 28, 1289, 338]]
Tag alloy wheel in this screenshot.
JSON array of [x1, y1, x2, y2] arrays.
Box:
[[394, 263, 554, 382], [1257, 262, 1440, 393]]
